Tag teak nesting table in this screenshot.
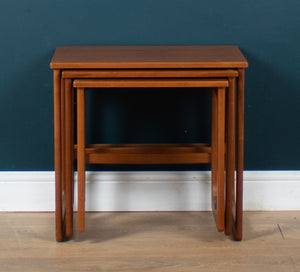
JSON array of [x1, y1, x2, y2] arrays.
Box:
[[50, 46, 248, 241]]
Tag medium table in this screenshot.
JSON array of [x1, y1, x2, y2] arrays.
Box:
[[50, 46, 248, 241]]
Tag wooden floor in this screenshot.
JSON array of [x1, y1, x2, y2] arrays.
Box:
[[0, 212, 299, 272]]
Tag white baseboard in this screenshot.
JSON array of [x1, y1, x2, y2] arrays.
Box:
[[0, 171, 299, 211]]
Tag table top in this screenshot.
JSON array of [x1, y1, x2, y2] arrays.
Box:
[[50, 45, 248, 69]]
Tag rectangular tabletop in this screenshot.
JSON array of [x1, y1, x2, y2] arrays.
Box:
[[50, 46, 248, 69]]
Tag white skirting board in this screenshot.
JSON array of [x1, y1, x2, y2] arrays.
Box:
[[0, 171, 299, 211]]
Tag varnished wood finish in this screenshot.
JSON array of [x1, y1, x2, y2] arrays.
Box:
[[73, 78, 229, 88], [60, 77, 66, 240], [216, 88, 226, 231], [76, 79, 228, 232], [64, 78, 73, 238], [50, 46, 248, 69], [51, 46, 248, 241], [77, 88, 86, 232], [53, 69, 63, 242], [211, 88, 218, 229], [84, 144, 211, 164], [62, 69, 239, 78], [225, 77, 236, 235], [82, 143, 211, 152], [1, 212, 300, 272], [235, 68, 245, 241], [71, 84, 75, 234], [211, 87, 226, 232]]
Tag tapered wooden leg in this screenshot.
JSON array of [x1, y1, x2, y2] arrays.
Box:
[[54, 69, 63, 242], [77, 88, 86, 232], [65, 78, 73, 238], [235, 69, 245, 241], [225, 78, 236, 235]]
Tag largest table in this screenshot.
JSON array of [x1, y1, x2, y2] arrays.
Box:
[[50, 46, 248, 241]]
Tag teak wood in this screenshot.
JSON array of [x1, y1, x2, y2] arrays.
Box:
[[50, 45, 248, 241], [50, 46, 248, 69], [74, 79, 228, 232]]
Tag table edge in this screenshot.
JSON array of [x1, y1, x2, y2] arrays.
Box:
[[50, 61, 248, 69]]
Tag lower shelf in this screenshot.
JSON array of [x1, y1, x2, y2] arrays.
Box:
[[74, 143, 211, 164]]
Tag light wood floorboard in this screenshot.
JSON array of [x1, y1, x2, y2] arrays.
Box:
[[0, 211, 299, 272]]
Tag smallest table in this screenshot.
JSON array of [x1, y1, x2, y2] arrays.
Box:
[[50, 46, 248, 241], [74, 78, 228, 233]]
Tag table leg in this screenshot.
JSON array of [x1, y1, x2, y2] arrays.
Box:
[[216, 87, 226, 232], [64, 78, 74, 238], [53, 69, 64, 241], [225, 77, 236, 235], [60, 77, 66, 238], [71, 83, 75, 230], [77, 87, 86, 232], [235, 69, 245, 241], [211, 88, 218, 224], [211, 87, 225, 232]]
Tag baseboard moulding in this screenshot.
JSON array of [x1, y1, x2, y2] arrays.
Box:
[[0, 171, 299, 211]]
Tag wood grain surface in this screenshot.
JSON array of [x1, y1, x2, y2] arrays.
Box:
[[50, 46, 248, 69]]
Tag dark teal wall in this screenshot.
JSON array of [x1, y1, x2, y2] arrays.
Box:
[[0, 0, 299, 170]]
